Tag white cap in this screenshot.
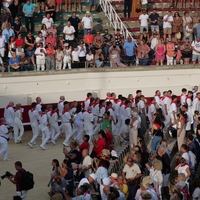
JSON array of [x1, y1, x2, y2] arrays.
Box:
[[102, 177, 111, 186], [110, 173, 118, 179], [86, 11, 90, 14], [89, 173, 97, 181]]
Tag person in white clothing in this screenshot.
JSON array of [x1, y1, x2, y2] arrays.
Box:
[[180, 88, 187, 107], [62, 101, 73, 146], [4, 101, 15, 129], [0, 118, 11, 161], [169, 95, 178, 124], [50, 105, 60, 145], [39, 106, 50, 150], [78, 173, 97, 188], [28, 102, 39, 148], [193, 85, 199, 99], [192, 38, 200, 64], [139, 9, 149, 33], [84, 92, 93, 111], [58, 95, 65, 117], [186, 91, 193, 123], [163, 11, 173, 41], [80, 149, 92, 178], [148, 97, 156, 126], [182, 105, 192, 133], [82, 106, 94, 141], [41, 13, 54, 30], [81, 11, 93, 35], [36, 97, 42, 113], [63, 21, 75, 44], [163, 90, 172, 129], [154, 90, 162, 109], [192, 92, 200, 114], [13, 103, 24, 144], [63, 43, 72, 70], [138, 95, 147, 135], [34, 42, 46, 71], [0, 30, 6, 57]]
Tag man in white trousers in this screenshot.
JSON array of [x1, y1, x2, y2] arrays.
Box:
[[39, 106, 50, 150], [4, 101, 15, 131], [0, 118, 11, 161], [58, 95, 65, 135], [14, 103, 24, 144], [28, 102, 39, 148], [84, 92, 93, 111], [62, 101, 73, 146], [36, 96, 42, 113]]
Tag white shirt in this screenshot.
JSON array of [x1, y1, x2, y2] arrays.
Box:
[[14, 109, 22, 120], [163, 15, 173, 28], [163, 96, 172, 112], [148, 104, 156, 121], [35, 47, 46, 59], [180, 94, 186, 106], [63, 25, 75, 40], [78, 45, 87, 57], [4, 106, 14, 126], [28, 109, 38, 124], [185, 111, 191, 131], [36, 103, 42, 113], [151, 37, 158, 49], [193, 187, 200, 200], [84, 99, 90, 111], [154, 95, 162, 109], [123, 163, 141, 179], [36, 36, 45, 47], [86, 53, 94, 61], [178, 164, 189, 177], [74, 112, 83, 127], [192, 97, 200, 112], [169, 102, 177, 115], [82, 155, 92, 178], [0, 35, 5, 48], [124, 106, 131, 120], [38, 113, 48, 131], [72, 50, 79, 62], [41, 17, 54, 29], [62, 111, 71, 123], [138, 100, 146, 114], [81, 16, 93, 29], [58, 101, 64, 117], [192, 40, 200, 55], [139, 14, 149, 26], [82, 111, 94, 130], [50, 112, 58, 124], [0, 124, 9, 138]]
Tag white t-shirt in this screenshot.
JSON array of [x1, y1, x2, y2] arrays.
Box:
[[0, 124, 9, 138], [163, 15, 173, 28], [36, 36, 45, 47], [122, 163, 141, 179], [82, 112, 94, 130], [62, 111, 71, 123], [82, 155, 92, 178], [139, 14, 149, 26], [193, 187, 200, 200], [169, 102, 177, 115], [63, 25, 75, 40], [81, 16, 93, 29], [72, 50, 79, 62], [41, 17, 54, 29], [192, 40, 200, 55], [141, 0, 148, 4], [86, 54, 94, 61], [148, 104, 156, 121], [35, 47, 46, 59]]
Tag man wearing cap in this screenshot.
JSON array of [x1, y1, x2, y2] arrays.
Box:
[[78, 173, 97, 188], [110, 173, 118, 186], [81, 11, 93, 36], [100, 177, 111, 200], [122, 157, 142, 200]]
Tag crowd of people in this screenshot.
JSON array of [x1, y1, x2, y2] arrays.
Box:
[[1, 86, 200, 199]]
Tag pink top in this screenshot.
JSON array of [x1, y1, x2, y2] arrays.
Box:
[[137, 44, 150, 59]]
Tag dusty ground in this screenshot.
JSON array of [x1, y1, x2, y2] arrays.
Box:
[[0, 131, 68, 200]]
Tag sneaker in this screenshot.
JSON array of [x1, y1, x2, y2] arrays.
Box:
[[28, 142, 33, 149], [40, 144, 46, 150], [63, 142, 69, 147], [3, 158, 10, 161], [51, 140, 56, 145]]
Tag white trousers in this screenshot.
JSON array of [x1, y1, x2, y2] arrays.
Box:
[[84, 125, 94, 142], [40, 126, 50, 147], [63, 123, 73, 145], [36, 57, 45, 71], [166, 55, 173, 65], [16, 190, 28, 200], [73, 124, 84, 142], [63, 56, 71, 69], [14, 118, 24, 143], [0, 136, 8, 160], [51, 123, 60, 141], [30, 123, 39, 144]]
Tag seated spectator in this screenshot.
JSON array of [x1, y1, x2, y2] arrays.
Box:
[[35, 42, 46, 71], [46, 32, 56, 48], [15, 34, 24, 57], [47, 24, 57, 38], [8, 36, 16, 58], [41, 24, 48, 39], [45, 0, 56, 21], [1, 9, 10, 24], [109, 41, 126, 68], [77, 41, 86, 68], [36, 31, 45, 47], [166, 38, 175, 65], [181, 38, 192, 65], [55, 46, 63, 70], [86, 49, 94, 68], [63, 43, 72, 70], [9, 52, 20, 71], [51, 185, 62, 200], [78, 173, 97, 188], [114, 29, 124, 48], [185, 24, 193, 42], [19, 52, 31, 71], [84, 29, 94, 50], [95, 159, 109, 185], [94, 49, 104, 68], [0, 56, 5, 73], [174, 45, 182, 65], [11, 17, 22, 36], [93, 31, 104, 50], [149, 31, 159, 60], [155, 39, 165, 66], [45, 42, 55, 70], [72, 46, 80, 68], [1, 18, 11, 31], [137, 40, 150, 66], [103, 29, 113, 59], [79, 135, 90, 153], [2, 23, 15, 44], [63, 141, 82, 164]]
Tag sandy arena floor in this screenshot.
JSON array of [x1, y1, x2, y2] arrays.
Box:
[[0, 131, 69, 200]]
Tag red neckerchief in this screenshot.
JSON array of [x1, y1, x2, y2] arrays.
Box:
[[105, 97, 110, 101], [6, 105, 12, 109], [15, 108, 20, 112], [119, 181, 125, 185], [154, 95, 160, 99], [154, 123, 161, 129], [195, 97, 200, 100], [31, 108, 35, 112], [161, 96, 165, 101], [58, 100, 63, 104], [180, 116, 186, 121], [120, 102, 125, 107], [125, 105, 130, 109], [87, 110, 92, 114], [180, 93, 186, 97], [100, 105, 105, 109], [151, 102, 156, 106], [89, 102, 95, 107], [167, 96, 172, 99], [50, 110, 57, 116], [180, 163, 189, 167], [40, 112, 46, 117], [186, 96, 191, 99], [170, 100, 176, 105], [85, 98, 90, 101], [130, 98, 134, 103], [0, 123, 3, 126], [62, 109, 69, 114], [114, 99, 121, 104], [93, 102, 99, 107]]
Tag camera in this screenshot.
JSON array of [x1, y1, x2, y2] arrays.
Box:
[[1, 171, 13, 180]]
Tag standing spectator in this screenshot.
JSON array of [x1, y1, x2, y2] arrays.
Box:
[[7, 0, 19, 24], [72, 46, 80, 68], [41, 24, 48, 39], [77, 41, 86, 68], [7, 161, 28, 200], [139, 9, 149, 34], [123, 36, 136, 66], [149, 31, 158, 60], [191, 37, 200, 64], [89, 0, 97, 11], [185, 24, 193, 42], [1, 9, 10, 24], [181, 38, 192, 65], [193, 12, 200, 39], [47, 24, 57, 38], [65, 0, 72, 11], [37, 0, 45, 13], [84, 29, 94, 50], [2, 23, 15, 44], [63, 21, 75, 46], [93, 31, 104, 50], [36, 31, 45, 47], [155, 39, 166, 66], [68, 12, 81, 42], [124, 0, 132, 18], [35, 42, 46, 71], [166, 38, 175, 65], [46, 32, 56, 48], [137, 40, 150, 66], [163, 11, 173, 42], [42, 13, 54, 30], [45, 0, 56, 21], [12, 17, 22, 37], [109, 41, 126, 67], [22, 0, 34, 33], [55, 46, 63, 70], [45, 43, 55, 70], [114, 29, 124, 48], [63, 43, 71, 69], [149, 8, 160, 34], [81, 11, 93, 36], [103, 29, 113, 59], [172, 12, 182, 42], [0, 30, 6, 58], [24, 32, 36, 67], [1, 18, 11, 31], [182, 11, 192, 40]]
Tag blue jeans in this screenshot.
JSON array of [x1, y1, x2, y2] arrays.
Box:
[[139, 58, 149, 66], [128, 184, 137, 200], [151, 136, 162, 154], [104, 45, 109, 56]]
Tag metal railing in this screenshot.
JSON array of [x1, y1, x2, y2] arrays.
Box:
[[99, 0, 137, 44]]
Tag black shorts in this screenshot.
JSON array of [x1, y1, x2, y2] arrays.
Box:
[[181, 51, 192, 59]]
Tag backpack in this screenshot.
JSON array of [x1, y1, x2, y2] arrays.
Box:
[[20, 171, 35, 190]]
